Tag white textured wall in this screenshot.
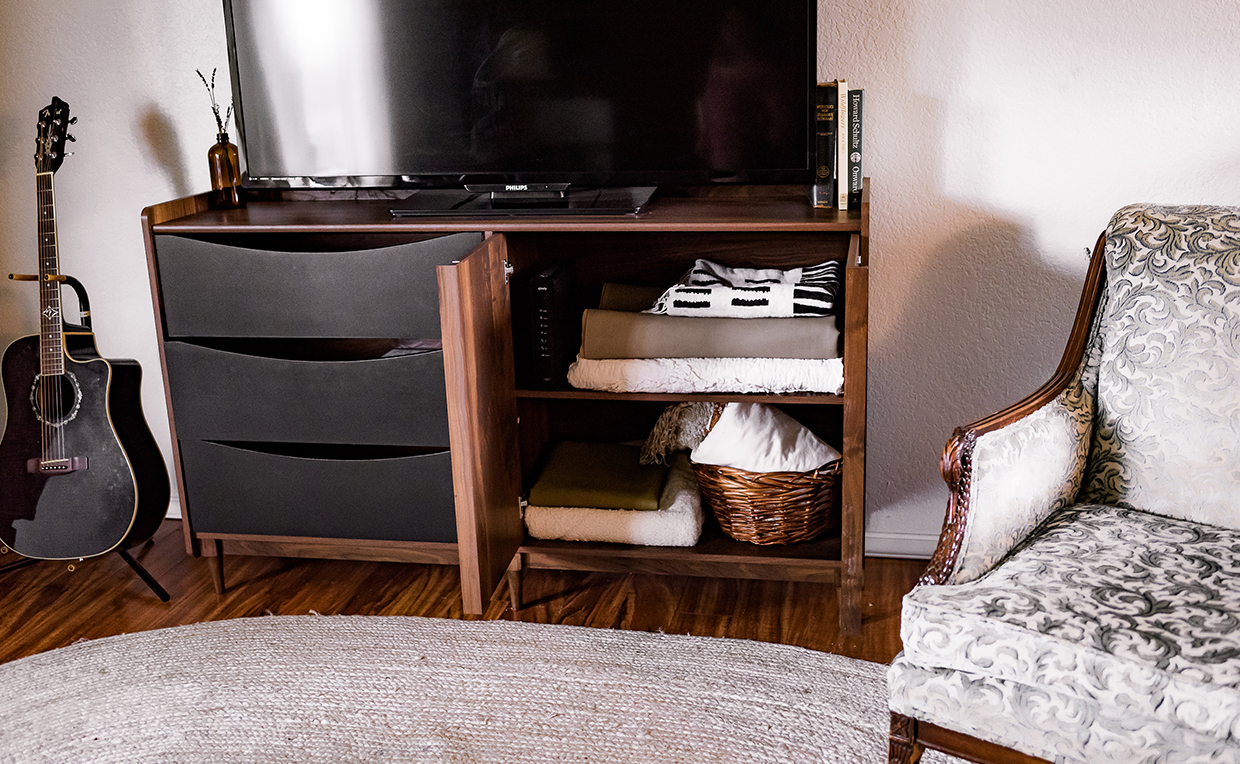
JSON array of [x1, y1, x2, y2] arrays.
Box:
[[820, 0, 1240, 556], [0, 1, 231, 518], [2, 1, 1239, 552]]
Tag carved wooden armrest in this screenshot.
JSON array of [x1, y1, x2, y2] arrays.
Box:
[[921, 234, 1108, 586]]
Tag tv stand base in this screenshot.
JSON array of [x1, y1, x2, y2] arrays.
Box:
[[389, 186, 656, 217]]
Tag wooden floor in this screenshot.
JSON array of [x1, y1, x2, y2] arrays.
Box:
[[0, 519, 926, 667]]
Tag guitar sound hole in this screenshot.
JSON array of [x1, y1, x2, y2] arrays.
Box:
[[28, 372, 82, 427]]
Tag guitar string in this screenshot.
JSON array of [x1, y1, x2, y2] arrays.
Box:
[[36, 127, 68, 469], [50, 177, 64, 465], [39, 171, 64, 466], [42, 176, 51, 465], [41, 175, 50, 466], [46, 176, 53, 465], [37, 133, 48, 467]]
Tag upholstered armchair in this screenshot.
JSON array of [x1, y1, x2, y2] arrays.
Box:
[[888, 205, 1240, 763]]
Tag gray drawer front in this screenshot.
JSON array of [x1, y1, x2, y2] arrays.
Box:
[[164, 342, 448, 445], [179, 441, 456, 542], [156, 232, 483, 338]]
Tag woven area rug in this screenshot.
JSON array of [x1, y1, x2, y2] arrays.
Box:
[[0, 615, 963, 763]]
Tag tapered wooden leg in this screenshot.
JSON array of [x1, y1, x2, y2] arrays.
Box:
[[205, 539, 226, 595], [889, 713, 924, 764], [841, 574, 864, 635], [506, 554, 523, 612]]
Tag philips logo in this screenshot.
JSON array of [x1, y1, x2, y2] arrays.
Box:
[[505, 184, 529, 191]]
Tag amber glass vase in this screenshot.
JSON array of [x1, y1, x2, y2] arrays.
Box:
[[208, 132, 242, 208]]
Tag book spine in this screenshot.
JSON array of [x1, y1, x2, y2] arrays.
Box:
[[847, 89, 864, 210], [810, 82, 837, 209], [834, 79, 849, 209]]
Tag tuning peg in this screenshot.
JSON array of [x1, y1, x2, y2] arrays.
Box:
[[66, 134, 76, 142], [68, 117, 78, 125], [65, 152, 75, 157]]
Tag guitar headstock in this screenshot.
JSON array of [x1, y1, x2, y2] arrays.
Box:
[[34, 97, 75, 174]]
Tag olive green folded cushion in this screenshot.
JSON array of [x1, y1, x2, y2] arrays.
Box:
[[579, 309, 840, 360], [529, 441, 670, 511], [598, 283, 668, 312]]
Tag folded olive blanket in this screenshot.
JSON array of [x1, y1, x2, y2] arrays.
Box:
[[579, 309, 840, 360]]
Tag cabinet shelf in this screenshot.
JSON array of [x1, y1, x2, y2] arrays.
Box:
[[515, 388, 845, 405], [520, 524, 844, 584]]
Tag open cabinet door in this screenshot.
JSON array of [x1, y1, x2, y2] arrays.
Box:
[[438, 234, 524, 614]]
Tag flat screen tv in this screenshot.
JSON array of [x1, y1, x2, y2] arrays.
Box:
[[222, 0, 815, 212]]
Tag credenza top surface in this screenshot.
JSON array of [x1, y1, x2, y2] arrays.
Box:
[[150, 187, 865, 235]]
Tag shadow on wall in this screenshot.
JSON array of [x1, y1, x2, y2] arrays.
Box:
[[0, 112, 29, 180], [137, 105, 190, 198], [869, 210, 1090, 521], [0, 110, 39, 341], [0, 111, 37, 433]]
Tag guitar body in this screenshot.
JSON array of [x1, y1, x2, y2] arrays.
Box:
[[0, 332, 169, 559], [0, 96, 169, 563]]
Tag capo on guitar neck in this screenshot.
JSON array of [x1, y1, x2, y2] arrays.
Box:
[[9, 273, 66, 281]]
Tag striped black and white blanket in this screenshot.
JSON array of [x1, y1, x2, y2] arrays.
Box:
[[647, 259, 841, 318]]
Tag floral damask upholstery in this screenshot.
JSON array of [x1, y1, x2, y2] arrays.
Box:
[[890, 662, 1240, 764], [892, 505, 1240, 763], [891, 206, 1240, 763], [1079, 206, 1240, 527], [945, 354, 1095, 586]]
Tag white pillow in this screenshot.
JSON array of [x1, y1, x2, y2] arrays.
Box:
[[689, 403, 841, 473]]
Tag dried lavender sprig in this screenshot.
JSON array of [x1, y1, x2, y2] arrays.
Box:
[[196, 67, 232, 135]]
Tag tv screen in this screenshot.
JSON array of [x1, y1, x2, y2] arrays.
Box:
[[223, 0, 815, 189]]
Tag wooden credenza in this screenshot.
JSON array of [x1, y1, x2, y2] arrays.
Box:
[[141, 182, 869, 633]]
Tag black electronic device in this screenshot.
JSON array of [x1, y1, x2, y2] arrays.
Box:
[[389, 186, 658, 217], [222, 0, 815, 212], [525, 263, 577, 387]]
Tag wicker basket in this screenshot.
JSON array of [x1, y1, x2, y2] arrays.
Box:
[[691, 458, 841, 545]]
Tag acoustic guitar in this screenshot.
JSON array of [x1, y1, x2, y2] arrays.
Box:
[[0, 97, 169, 563]]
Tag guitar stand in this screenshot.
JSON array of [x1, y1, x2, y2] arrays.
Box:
[[7, 272, 92, 329], [117, 547, 171, 602], [0, 545, 170, 602], [0, 556, 41, 575]]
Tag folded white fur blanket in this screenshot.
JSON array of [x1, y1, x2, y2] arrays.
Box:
[[567, 356, 844, 395], [524, 453, 703, 547]]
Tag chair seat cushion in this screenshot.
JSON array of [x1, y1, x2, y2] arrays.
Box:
[[895, 504, 1240, 760], [889, 656, 1240, 763]]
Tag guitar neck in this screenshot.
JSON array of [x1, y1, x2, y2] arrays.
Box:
[[36, 170, 64, 376]]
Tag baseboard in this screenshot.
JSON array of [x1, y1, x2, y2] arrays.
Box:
[[864, 531, 937, 560]]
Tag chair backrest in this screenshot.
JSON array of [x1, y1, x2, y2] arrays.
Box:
[[1079, 204, 1240, 528]]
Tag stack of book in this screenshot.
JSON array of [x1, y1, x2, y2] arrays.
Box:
[[810, 80, 864, 211]]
